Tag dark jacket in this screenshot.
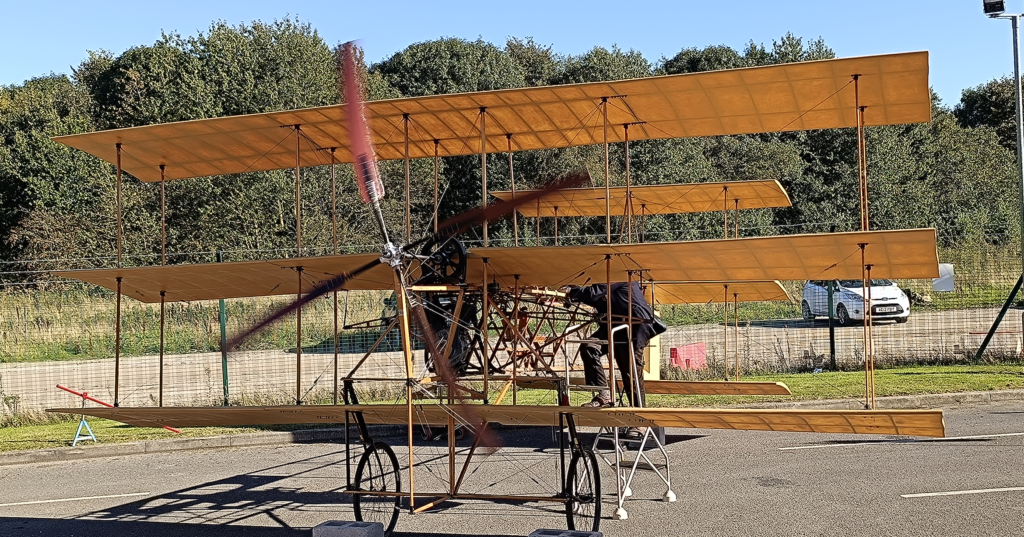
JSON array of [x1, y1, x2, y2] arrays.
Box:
[[566, 282, 653, 325]]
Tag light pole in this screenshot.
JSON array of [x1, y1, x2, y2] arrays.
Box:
[[985, 1, 1024, 272]]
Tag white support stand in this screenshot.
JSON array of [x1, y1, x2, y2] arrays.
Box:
[[588, 325, 675, 521]]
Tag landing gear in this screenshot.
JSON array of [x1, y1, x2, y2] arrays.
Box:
[[353, 441, 401, 536], [565, 448, 601, 531]]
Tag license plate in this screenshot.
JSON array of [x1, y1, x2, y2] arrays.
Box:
[[876, 306, 897, 313]]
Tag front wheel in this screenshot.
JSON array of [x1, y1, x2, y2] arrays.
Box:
[[353, 441, 401, 536], [801, 300, 814, 322], [836, 304, 851, 327], [565, 449, 601, 532], [895, 316, 909, 324]]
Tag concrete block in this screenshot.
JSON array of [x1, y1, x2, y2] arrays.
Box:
[[312, 521, 384, 537], [529, 530, 602, 537]]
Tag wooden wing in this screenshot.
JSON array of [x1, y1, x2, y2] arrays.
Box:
[[49, 404, 944, 438]]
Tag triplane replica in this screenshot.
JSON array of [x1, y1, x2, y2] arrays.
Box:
[[51, 46, 946, 534]]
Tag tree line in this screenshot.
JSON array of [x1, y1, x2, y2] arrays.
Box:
[[0, 17, 1019, 274]]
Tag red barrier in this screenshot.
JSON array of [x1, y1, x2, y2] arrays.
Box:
[[57, 384, 181, 434]]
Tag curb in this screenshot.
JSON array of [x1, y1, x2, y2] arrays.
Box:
[[4, 389, 1023, 467]]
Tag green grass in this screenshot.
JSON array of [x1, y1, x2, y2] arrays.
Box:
[[0, 418, 274, 453], [511, 364, 1024, 408], [0, 286, 395, 363]]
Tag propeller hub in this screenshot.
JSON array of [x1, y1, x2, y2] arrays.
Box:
[[380, 242, 404, 268]]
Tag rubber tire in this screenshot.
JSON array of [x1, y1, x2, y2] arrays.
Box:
[[353, 441, 401, 536], [801, 300, 815, 322], [836, 304, 851, 327], [896, 316, 909, 324], [565, 449, 601, 532]]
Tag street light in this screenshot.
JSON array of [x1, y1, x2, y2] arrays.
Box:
[[985, 0, 1006, 16], [985, 2, 1024, 275]]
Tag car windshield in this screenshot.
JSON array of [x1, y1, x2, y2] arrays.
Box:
[[838, 279, 893, 288]]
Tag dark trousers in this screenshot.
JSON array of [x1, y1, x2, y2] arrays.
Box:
[[580, 323, 653, 407]]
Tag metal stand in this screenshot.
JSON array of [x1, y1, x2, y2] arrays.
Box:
[[73, 417, 97, 447], [586, 325, 675, 520]]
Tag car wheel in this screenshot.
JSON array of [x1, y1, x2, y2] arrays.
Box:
[[801, 300, 814, 322], [836, 304, 851, 326], [895, 316, 909, 324]]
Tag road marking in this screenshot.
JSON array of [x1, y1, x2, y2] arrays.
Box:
[[780, 432, 1024, 451], [0, 492, 150, 507], [902, 487, 1024, 498]]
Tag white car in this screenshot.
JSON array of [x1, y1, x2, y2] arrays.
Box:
[[801, 279, 910, 325]]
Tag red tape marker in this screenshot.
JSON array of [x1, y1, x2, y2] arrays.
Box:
[[57, 384, 181, 434]]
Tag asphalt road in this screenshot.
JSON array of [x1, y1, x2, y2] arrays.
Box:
[[1, 402, 1022, 537]]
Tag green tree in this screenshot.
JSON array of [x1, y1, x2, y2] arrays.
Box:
[[955, 76, 1018, 150], [371, 38, 526, 96]]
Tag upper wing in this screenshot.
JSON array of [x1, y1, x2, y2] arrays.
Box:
[[48, 404, 945, 438], [52, 52, 928, 183]]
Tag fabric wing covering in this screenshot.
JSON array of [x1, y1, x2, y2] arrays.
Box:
[[51, 52, 929, 183], [490, 180, 792, 217], [52, 229, 938, 303], [470, 228, 939, 288], [650, 281, 792, 304], [48, 404, 945, 438]]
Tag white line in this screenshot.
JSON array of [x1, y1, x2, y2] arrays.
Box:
[[780, 432, 1024, 451], [902, 487, 1024, 498], [0, 492, 150, 507]]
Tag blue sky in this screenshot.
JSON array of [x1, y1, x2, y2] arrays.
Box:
[[1, 1, 1018, 106]]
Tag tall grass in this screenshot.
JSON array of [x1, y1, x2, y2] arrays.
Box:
[[0, 284, 393, 362]]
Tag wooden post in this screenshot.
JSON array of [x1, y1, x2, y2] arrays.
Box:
[[603, 98, 610, 244], [159, 164, 166, 407], [723, 284, 729, 381], [295, 126, 302, 256], [723, 187, 729, 240], [482, 259, 490, 402], [508, 134, 518, 247], [604, 255, 616, 402], [734, 199, 739, 238], [404, 114, 411, 241], [624, 124, 631, 244], [860, 244, 871, 409], [296, 267, 303, 405], [733, 292, 739, 379], [554, 207, 559, 246], [393, 273, 417, 510], [480, 107, 488, 246], [159, 165, 166, 265], [331, 148, 339, 405], [115, 143, 122, 268], [159, 290, 165, 407], [114, 277, 122, 406], [434, 140, 440, 234]]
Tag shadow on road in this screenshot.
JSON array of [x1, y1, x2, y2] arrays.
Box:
[[0, 517, 519, 537], [2, 426, 641, 537]]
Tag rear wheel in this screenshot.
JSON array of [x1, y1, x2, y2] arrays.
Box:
[[353, 441, 401, 536], [836, 304, 851, 327], [801, 300, 814, 322], [565, 449, 601, 532]]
